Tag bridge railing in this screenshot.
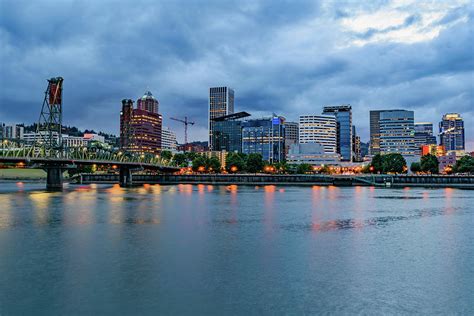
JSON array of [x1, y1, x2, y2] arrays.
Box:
[[0, 139, 171, 166]]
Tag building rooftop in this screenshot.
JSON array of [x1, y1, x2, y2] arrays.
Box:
[[211, 111, 251, 121]]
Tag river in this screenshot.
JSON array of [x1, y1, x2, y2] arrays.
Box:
[[0, 182, 473, 314]]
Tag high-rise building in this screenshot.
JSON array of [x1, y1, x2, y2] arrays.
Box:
[[211, 111, 250, 153], [284, 121, 299, 155], [322, 105, 352, 161], [439, 113, 465, 154], [137, 91, 159, 113], [0, 123, 5, 140], [161, 127, 177, 152], [379, 110, 416, 156], [209, 87, 234, 150], [369, 110, 382, 155], [299, 115, 337, 153], [352, 125, 362, 162], [242, 116, 285, 162], [414, 122, 437, 153], [120, 92, 163, 154]]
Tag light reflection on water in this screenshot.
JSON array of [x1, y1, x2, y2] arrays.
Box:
[[0, 183, 473, 314]]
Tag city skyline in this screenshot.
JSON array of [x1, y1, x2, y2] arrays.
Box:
[[0, 1, 472, 150]]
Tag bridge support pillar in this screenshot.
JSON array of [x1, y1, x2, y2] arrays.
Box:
[[45, 166, 64, 191], [119, 167, 133, 187]]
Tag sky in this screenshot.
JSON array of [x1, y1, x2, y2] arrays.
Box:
[[0, 0, 473, 150]]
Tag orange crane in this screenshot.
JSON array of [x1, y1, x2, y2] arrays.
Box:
[[170, 116, 195, 150]]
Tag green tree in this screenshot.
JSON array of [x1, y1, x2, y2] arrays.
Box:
[[453, 155, 474, 174], [245, 153, 264, 173], [296, 163, 313, 174], [319, 165, 331, 174], [370, 153, 384, 173], [192, 156, 208, 172], [160, 150, 172, 161], [172, 153, 187, 167], [185, 152, 198, 162], [382, 153, 406, 174], [226, 153, 245, 173], [207, 156, 222, 173], [420, 154, 439, 174], [410, 162, 421, 173], [273, 161, 289, 174]]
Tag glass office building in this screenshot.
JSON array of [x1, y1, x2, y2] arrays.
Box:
[[209, 87, 234, 150], [242, 116, 285, 162], [379, 110, 416, 156], [439, 113, 465, 153], [322, 105, 352, 161], [414, 122, 437, 154], [211, 112, 250, 153]]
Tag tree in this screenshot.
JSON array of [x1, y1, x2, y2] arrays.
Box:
[[273, 161, 289, 174], [161, 150, 172, 161], [453, 155, 474, 174], [420, 154, 439, 174], [185, 152, 198, 162], [226, 153, 245, 173], [192, 156, 208, 172], [207, 157, 221, 173], [172, 153, 187, 167], [370, 154, 384, 173], [245, 153, 264, 173], [382, 153, 406, 174], [296, 163, 313, 174], [319, 165, 331, 174], [410, 162, 421, 173]]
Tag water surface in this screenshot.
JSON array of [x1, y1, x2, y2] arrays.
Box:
[[0, 182, 473, 314]]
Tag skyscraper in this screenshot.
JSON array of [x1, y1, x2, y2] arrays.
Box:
[[209, 87, 234, 150], [161, 127, 177, 152], [352, 125, 362, 162], [414, 122, 437, 154], [284, 121, 299, 155], [379, 110, 416, 156], [120, 91, 163, 154], [439, 113, 465, 154], [211, 111, 250, 153], [299, 115, 337, 153], [242, 116, 285, 162], [369, 110, 382, 155], [322, 105, 352, 161]]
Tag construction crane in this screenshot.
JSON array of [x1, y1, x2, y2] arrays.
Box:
[[170, 116, 195, 150]]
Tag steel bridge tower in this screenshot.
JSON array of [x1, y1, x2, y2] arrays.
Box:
[[35, 77, 64, 157]]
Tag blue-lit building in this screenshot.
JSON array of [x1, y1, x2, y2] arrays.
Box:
[[242, 116, 286, 162], [439, 113, 465, 154], [211, 111, 250, 153], [322, 105, 352, 161], [379, 110, 416, 156]]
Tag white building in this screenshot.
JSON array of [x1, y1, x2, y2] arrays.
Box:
[[63, 135, 87, 148], [299, 115, 337, 153], [83, 133, 105, 144], [5, 124, 24, 140], [287, 143, 340, 166], [161, 126, 177, 152]]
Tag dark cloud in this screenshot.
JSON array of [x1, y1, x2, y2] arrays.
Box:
[[0, 0, 472, 150]]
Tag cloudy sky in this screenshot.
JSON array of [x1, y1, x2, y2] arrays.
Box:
[[0, 0, 473, 149]]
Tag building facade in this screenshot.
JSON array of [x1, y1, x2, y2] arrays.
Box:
[[211, 112, 250, 153], [209, 87, 234, 150], [287, 143, 340, 166], [439, 113, 465, 154], [414, 122, 437, 153], [322, 105, 352, 161], [120, 92, 163, 154], [352, 126, 362, 162], [242, 116, 285, 162], [379, 110, 416, 156], [369, 110, 382, 155], [4, 124, 24, 140], [161, 127, 177, 152], [284, 121, 299, 155], [299, 115, 337, 153]]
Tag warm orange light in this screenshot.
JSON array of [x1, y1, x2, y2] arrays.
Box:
[[230, 166, 238, 172], [198, 166, 205, 172]]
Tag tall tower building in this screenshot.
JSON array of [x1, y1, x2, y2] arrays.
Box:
[[439, 113, 465, 154], [284, 121, 299, 155], [379, 110, 416, 156], [209, 87, 234, 150], [299, 115, 337, 153], [119, 91, 163, 154], [242, 116, 286, 162], [369, 110, 382, 155], [322, 105, 352, 161]]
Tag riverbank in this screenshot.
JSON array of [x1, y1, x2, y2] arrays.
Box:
[[76, 173, 474, 188], [0, 168, 46, 180]]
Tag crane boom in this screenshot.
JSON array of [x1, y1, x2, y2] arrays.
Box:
[[170, 116, 195, 151]]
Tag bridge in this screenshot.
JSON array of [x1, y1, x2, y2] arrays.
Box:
[[0, 77, 178, 190]]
